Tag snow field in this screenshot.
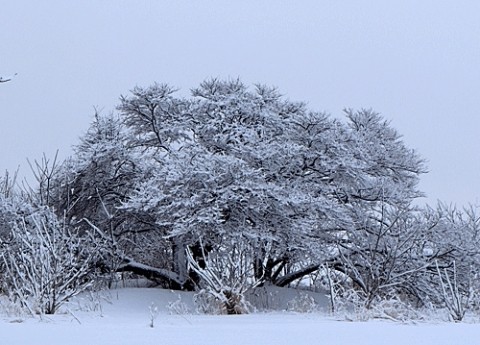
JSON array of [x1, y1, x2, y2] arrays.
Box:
[[1, 287, 479, 345]]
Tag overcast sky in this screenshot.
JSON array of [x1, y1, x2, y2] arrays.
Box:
[[1, 1, 479, 206]]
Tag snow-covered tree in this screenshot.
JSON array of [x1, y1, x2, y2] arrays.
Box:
[[4, 77, 480, 321], [319, 110, 427, 306], [42, 80, 429, 301], [118, 79, 340, 291]]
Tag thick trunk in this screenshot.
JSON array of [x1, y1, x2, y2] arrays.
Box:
[[274, 264, 321, 287], [172, 237, 189, 286], [171, 238, 212, 290], [117, 258, 185, 289], [253, 256, 264, 280]]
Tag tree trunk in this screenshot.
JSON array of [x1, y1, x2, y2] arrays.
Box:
[[274, 264, 321, 287]]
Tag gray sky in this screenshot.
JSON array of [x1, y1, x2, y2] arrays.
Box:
[[1, 1, 479, 206]]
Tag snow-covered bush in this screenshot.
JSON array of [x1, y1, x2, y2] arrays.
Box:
[[335, 288, 423, 322], [287, 292, 318, 313], [411, 204, 480, 319], [0, 295, 28, 318], [187, 239, 254, 315], [245, 287, 281, 311], [193, 289, 251, 315], [72, 290, 110, 316], [0, 208, 106, 315], [435, 261, 466, 322], [193, 289, 227, 315], [167, 295, 191, 315]]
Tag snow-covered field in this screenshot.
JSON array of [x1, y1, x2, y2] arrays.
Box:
[[1, 287, 479, 345]]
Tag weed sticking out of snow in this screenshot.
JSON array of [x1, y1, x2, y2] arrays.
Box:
[[167, 294, 191, 315], [287, 292, 319, 313], [148, 302, 159, 328], [70, 290, 111, 317], [0, 295, 28, 320]]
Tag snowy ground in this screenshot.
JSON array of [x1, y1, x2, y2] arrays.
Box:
[[1, 287, 479, 345]]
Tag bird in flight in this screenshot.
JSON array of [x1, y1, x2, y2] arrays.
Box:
[[0, 73, 18, 83]]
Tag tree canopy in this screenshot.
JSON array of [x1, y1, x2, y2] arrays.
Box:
[[1, 79, 478, 318]]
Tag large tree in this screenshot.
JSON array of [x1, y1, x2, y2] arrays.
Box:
[[45, 79, 428, 297], [117, 80, 428, 293]]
